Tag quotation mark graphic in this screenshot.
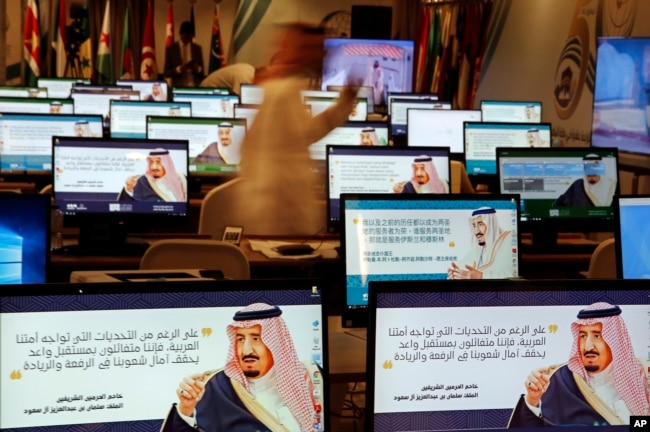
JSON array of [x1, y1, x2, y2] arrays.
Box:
[[449, 241, 455, 247], [353, 218, 359, 225], [383, 360, 393, 369], [10, 370, 22, 380], [548, 324, 559, 333], [201, 328, 212, 337]]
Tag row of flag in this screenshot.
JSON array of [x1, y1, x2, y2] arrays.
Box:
[[24, 0, 226, 86]]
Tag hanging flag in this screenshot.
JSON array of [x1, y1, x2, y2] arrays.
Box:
[[78, 0, 93, 79], [24, 0, 41, 86], [208, 4, 226, 73], [51, 0, 67, 77], [96, 0, 113, 84], [165, 2, 175, 47], [140, 0, 158, 80], [120, 5, 134, 79]]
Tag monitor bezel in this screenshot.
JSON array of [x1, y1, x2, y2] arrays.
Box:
[[365, 278, 649, 432], [325, 145, 452, 233], [339, 192, 521, 328], [495, 146, 620, 244]]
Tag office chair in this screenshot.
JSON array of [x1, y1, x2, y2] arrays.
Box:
[[585, 237, 616, 279], [139, 239, 250, 279], [450, 160, 475, 194], [198, 177, 245, 240]]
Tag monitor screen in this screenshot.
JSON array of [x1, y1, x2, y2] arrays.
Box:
[[615, 195, 650, 279], [304, 96, 368, 121], [366, 278, 650, 431], [300, 89, 340, 102], [340, 193, 520, 327], [116, 80, 169, 101], [171, 86, 230, 95], [0, 278, 329, 431], [309, 120, 389, 162], [239, 84, 264, 104], [0, 113, 103, 173], [407, 108, 482, 155], [327, 85, 375, 113], [0, 97, 74, 115], [233, 104, 260, 130], [326, 146, 450, 232], [480, 100, 543, 123], [71, 88, 140, 123], [0, 86, 48, 98], [321, 38, 415, 108], [147, 116, 246, 175], [0, 194, 50, 284], [53, 137, 189, 252], [387, 92, 439, 116], [592, 37, 650, 167], [390, 99, 452, 138], [464, 122, 552, 178], [172, 93, 239, 118], [109, 100, 192, 139], [496, 147, 618, 245], [37, 77, 91, 98]]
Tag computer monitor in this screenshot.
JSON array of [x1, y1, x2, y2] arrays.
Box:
[[390, 98, 452, 141], [464, 121, 552, 190], [172, 93, 239, 118], [0, 86, 48, 98], [239, 84, 264, 104], [0, 278, 329, 431], [0, 97, 74, 115], [327, 85, 375, 113], [52, 137, 189, 254], [309, 121, 389, 174], [496, 147, 619, 247], [326, 145, 450, 233], [115, 79, 169, 101], [0, 113, 103, 186], [591, 37, 650, 170], [386, 92, 439, 116], [304, 95, 368, 121], [300, 89, 340, 102], [37, 77, 91, 98], [71, 87, 140, 126], [171, 86, 230, 95], [147, 116, 246, 175], [109, 100, 192, 139], [365, 278, 649, 431], [0, 194, 50, 284], [233, 103, 260, 130], [340, 193, 521, 327], [615, 195, 650, 279], [407, 108, 482, 157], [480, 100, 543, 123], [321, 38, 415, 109]]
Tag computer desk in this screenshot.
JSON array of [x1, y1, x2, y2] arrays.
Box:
[[50, 234, 595, 282]]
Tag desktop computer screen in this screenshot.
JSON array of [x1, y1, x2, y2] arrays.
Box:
[[115, 79, 169, 101], [480, 100, 542, 123], [390, 99, 452, 138], [172, 93, 239, 118], [37, 77, 91, 98], [465, 121, 552, 191], [0, 97, 74, 115], [496, 147, 619, 246], [326, 145, 450, 232], [109, 100, 192, 139], [0, 279, 329, 431], [615, 195, 650, 279], [304, 96, 368, 121], [147, 116, 246, 175], [52, 136, 189, 254], [0, 194, 50, 284], [366, 278, 649, 431], [239, 84, 264, 104], [340, 193, 520, 327], [0, 113, 103, 173], [407, 108, 481, 155]]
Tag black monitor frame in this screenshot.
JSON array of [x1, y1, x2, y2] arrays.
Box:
[[496, 146, 619, 247]]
